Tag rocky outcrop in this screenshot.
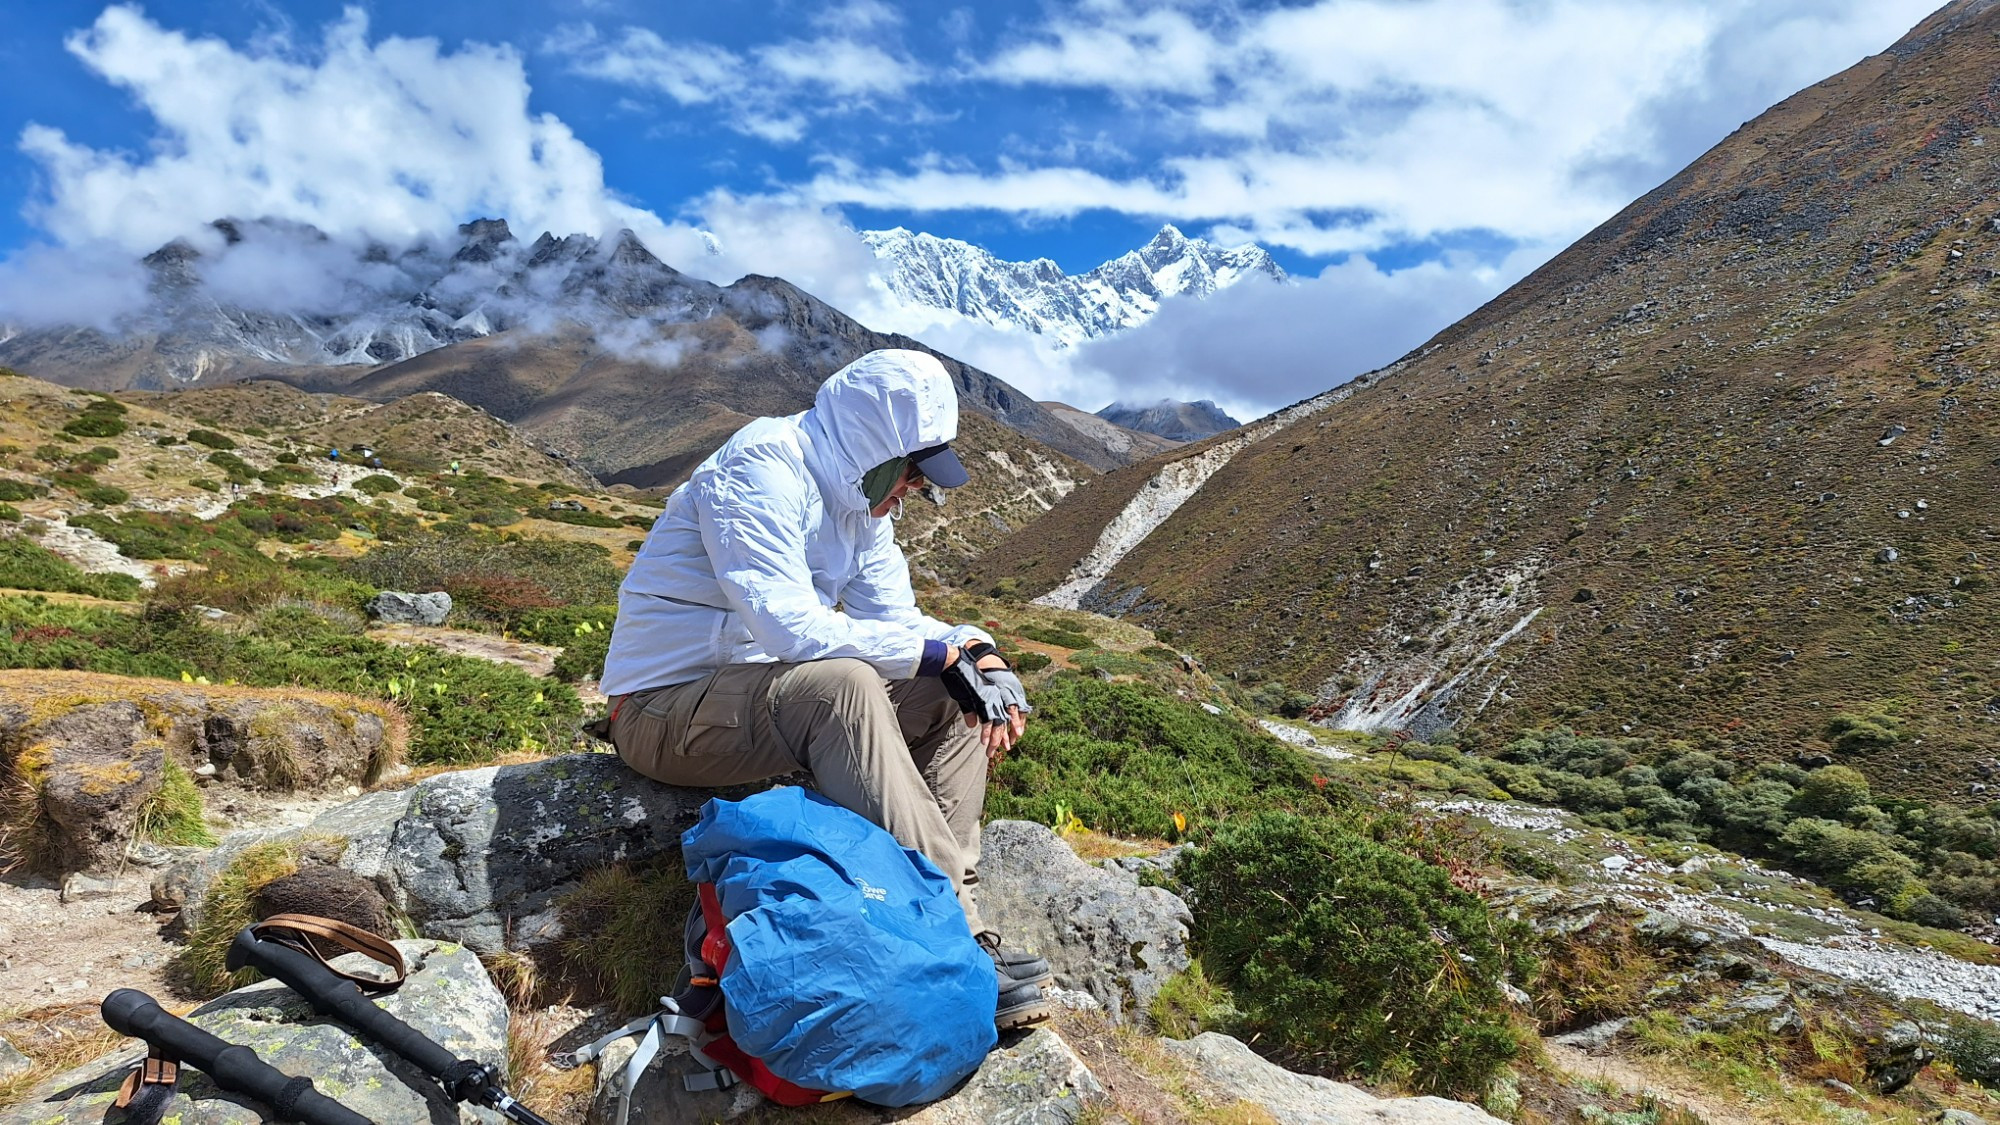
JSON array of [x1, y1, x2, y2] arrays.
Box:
[[586, 1021, 1514, 1125], [1, 700, 161, 875], [5, 940, 507, 1124], [366, 590, 452, 626], [586, 1025, 1103, 1125], [372, 752, 763, 950], [977, 820, 1193, 1024], [0, 671, 396, 877], [161, 753, 791, 954], [1163, 1033, 1506, 1124]]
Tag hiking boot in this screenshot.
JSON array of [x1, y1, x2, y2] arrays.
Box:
[[978, 931, 1053, 987], [995, 970, 1052, 1030]]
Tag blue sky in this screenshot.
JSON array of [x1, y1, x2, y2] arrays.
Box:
[[0, 0, 1946, 414]]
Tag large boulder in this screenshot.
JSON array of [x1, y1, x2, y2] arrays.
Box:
[[4, 940, 508, 1124], [194, 697, 392, 790], [977, 820, 1193, 1024], [374, 753, 780, 951], [587, 1026, 1103, 1125], [1162, 1033, 1507, 1124], [0, 700, 161, 875], [163, 754, 788, 954], [366, 590, 452, 626], [0, 672, 395, 878]]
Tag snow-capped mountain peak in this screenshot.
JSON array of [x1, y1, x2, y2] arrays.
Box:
[[864, 223, 1285, 348]]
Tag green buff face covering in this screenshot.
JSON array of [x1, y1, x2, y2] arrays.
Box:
[[860, 456, 909, 509]]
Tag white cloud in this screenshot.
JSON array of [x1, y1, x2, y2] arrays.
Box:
[[810, 0, 904, 35], [652, 192, 891, 319], [19, 5, 662, 255], [981, 6, 1223, 96], [1071, 248, 1543, 419], [0, 242, 153, 330], [545, 19, 924, 141], [797, 0, 1937, 258]]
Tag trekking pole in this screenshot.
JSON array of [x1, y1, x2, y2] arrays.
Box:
[[100, 988, 373, 1125], [226, 926, 556, 1125]]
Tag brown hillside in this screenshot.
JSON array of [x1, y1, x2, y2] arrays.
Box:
[[977, 0, 2000, 801], [317, 275, 1118, 487]]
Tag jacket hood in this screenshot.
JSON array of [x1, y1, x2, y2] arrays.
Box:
[[803, 349, 959, 512]]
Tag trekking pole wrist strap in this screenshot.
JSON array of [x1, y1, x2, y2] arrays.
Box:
[[251, 913, 408, 992]]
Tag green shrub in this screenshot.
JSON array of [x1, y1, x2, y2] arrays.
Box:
[[1244, 679, 1317, 718], [1183, 812, 1528, 1096], [989, 674, 1324, 839], [0, 505, 17, 522], [206, 451, 255, 483], [553, 623, 612, 683], [346, 528, 623, 629], [257, 464, 317, 486], [190, 478, 221, 493], [0, 596, 578, 764], [1013, 651, 1052, 673], [534, 507, 623, 528], [0, 480, 43, 502], [155, 435, 179, 447], [185, 429, 235, 450], [469, 507, 522, 527], [0, 537, 144, 599], [62, 413, 126, 438], [353, 474, 401, 495], [1825, 713, 1900, 754], [1020, 624, 1093, 649], [514, 605, 618, 644], [1789, 766, 1872, 820], [77, 482, 129, 506], [275, 451, 300, 464]]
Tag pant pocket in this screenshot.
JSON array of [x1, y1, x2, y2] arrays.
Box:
[[682, 686, 749, 755]]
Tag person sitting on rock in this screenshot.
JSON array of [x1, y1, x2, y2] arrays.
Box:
[[597, 348, 1052, 1029]]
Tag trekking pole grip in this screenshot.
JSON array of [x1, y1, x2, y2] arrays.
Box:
[[225, 927, 557, 1125], [100, 989, 374, 1125]]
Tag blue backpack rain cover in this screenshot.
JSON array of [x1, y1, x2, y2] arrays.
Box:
[[680, 787, 998, 1106]]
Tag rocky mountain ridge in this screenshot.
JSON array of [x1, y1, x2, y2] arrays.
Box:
[[1095, 398, 1242, 443], [975, 0, 2000, 800], [863, 224, 1286, 347], [0, 219, 1133, 486]]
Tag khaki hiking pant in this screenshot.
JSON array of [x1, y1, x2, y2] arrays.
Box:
[[607, 659, 990, 935]]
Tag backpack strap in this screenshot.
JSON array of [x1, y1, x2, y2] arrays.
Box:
[[692, 1032, 850, 1106], [556, 1000, 711, 1125], [251, 913, 406, 993]]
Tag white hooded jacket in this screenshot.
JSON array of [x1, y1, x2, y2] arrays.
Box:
[[600, 350, 992, 696]]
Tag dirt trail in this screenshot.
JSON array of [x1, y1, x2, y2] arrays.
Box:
[[1545, 1043, 1765, 1125], [0, 790, 357, 1014], [368, 623, 605, 705]]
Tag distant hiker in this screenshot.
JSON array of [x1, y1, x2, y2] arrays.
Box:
[[328, 447, 340, 461], [597, 348, 1051, 1029], [449, 460, 460, 475]]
